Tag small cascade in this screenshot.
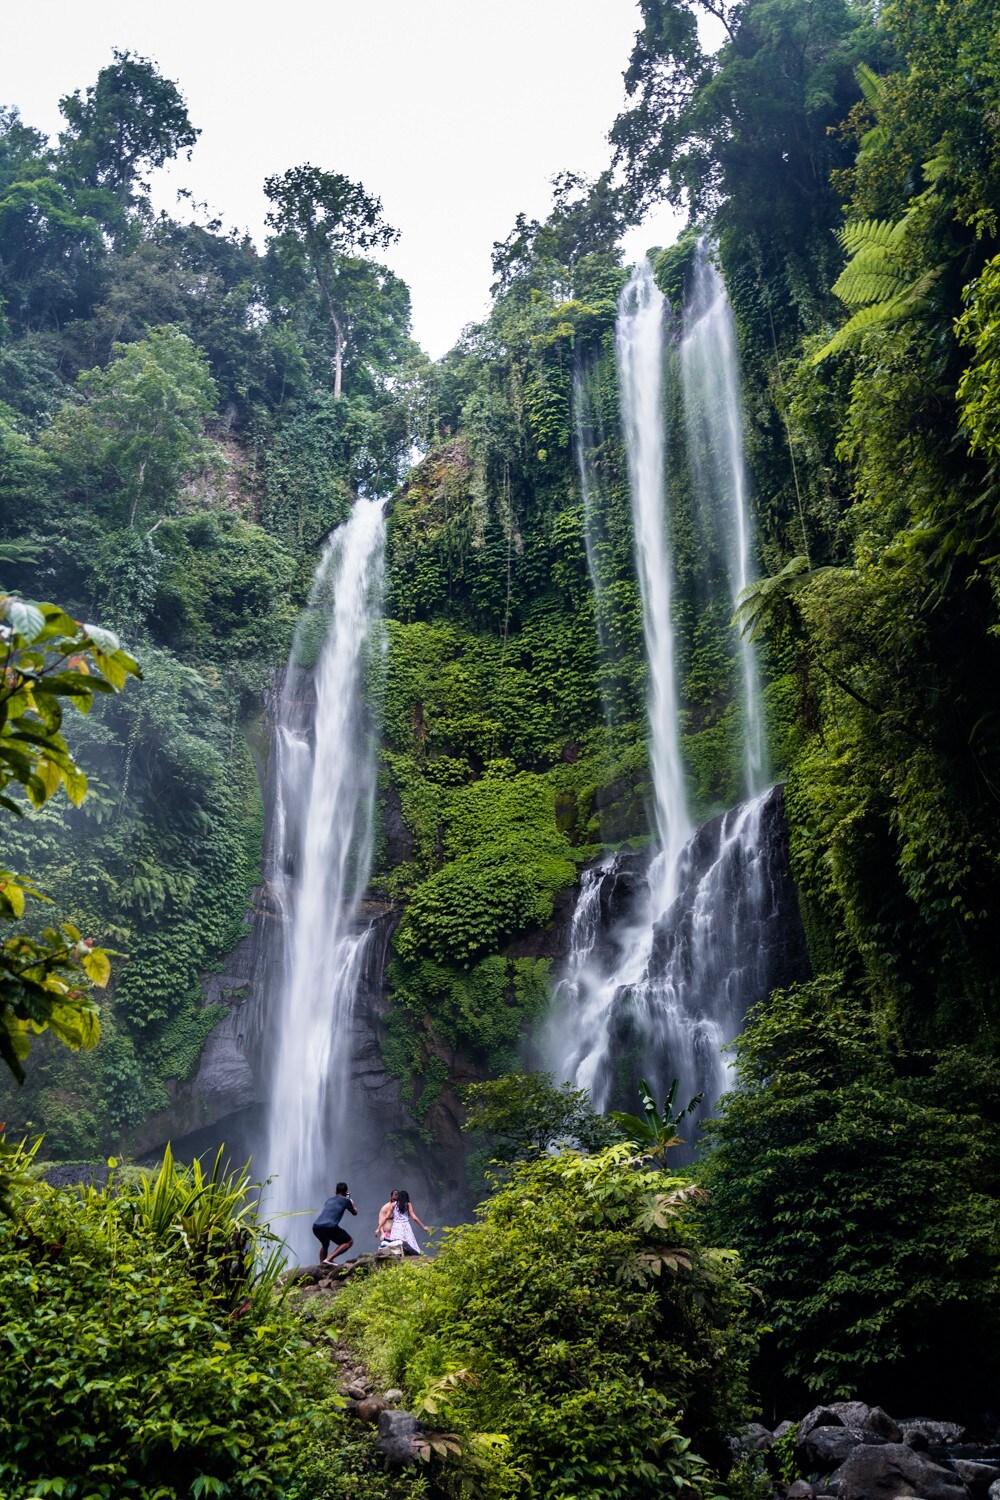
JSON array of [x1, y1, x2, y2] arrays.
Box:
[[548, 787, 809, 1119], [261, 499, 386, 1259], [680, 239, 766, 795], [617, 258, 692, 906]]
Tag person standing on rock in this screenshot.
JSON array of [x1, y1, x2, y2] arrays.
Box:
[[375, 1189, 398, 1245], [383, 1189, 429, 1256], [312, 1181, 357, 1265]]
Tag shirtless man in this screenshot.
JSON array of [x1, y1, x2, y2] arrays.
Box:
[[375, 1189, 397, 1244]]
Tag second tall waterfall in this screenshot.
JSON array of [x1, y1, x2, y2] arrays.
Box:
[[263, 498, 386, 1259]]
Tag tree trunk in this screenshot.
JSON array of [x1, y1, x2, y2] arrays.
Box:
[[317, 271, 346, 400]]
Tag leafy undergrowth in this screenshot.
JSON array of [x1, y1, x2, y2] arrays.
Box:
[[0, 1140, 411, 1500], [337, 1144, 755, 1500]]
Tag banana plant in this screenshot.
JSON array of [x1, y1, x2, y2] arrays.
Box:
[[609, 1078, 704, 1166]]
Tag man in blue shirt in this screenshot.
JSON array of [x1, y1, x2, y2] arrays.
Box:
[[312, 1181, 357, 1264]]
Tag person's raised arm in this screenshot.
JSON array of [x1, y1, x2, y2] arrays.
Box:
[[347, 1197, 358, 1216]]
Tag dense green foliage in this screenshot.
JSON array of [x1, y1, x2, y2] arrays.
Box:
[[5, 0, 1000, 1461], [340, 1144, 754, 1499], [0, 594, 139, 1080], [0, 1142, 409, 1499], [701, 979, 1000, 1409]]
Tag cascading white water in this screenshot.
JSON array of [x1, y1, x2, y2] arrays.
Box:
[[263, 498, 386, 1259], [680, 240, 766, 794], [617, 258, 692, 903], [549, 789, 796, 1115], [547, 259, 804, 1125]]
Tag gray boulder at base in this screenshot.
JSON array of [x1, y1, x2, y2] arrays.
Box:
[[834, 1442, 969, 1499], [378, 1410, 423, 1465], [988, 1480, 1000, 1500], [902, 1420, 967, 1449], [742, 1423, 775, 1452], [954, 1462, 1000, 1497], [798, 1427, 867, 1472], [800, 1407, 854, 1439]]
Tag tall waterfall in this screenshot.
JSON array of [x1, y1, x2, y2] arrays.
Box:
[[680, 240, 766, 794], [547, 257, 807, 1126], [617, 259, 692, 903], [263, 498, 386, 1259]]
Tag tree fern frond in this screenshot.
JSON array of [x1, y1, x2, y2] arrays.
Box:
[[838, 216, 910, 257], [812, 292, 932, 362], [860, 123, 892, 154], [855, 63, 887, 112], [833, 266, 911, 307]]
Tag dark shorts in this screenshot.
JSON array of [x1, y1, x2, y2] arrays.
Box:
[[314, 1223, 351, 1246]]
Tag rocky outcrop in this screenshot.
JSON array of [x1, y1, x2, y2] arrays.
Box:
[[737, 1400, 1000, 1500]]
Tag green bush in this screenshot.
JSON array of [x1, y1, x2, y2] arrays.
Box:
[[339, 1144, 755, 1499], [700, 975, 1000, 1410], [0, 1150, 409, 1500]]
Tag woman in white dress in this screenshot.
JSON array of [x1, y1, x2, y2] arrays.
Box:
[[382, 1189, 429, 1255]]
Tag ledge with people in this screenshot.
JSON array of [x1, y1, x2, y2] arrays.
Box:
[[311, 1181, 431, 1265]]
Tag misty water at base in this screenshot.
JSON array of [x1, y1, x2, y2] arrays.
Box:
[[257, 499, 387, 1261]]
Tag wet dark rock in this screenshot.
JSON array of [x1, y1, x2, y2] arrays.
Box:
[[954, 1461, 1000, 1497], [903, 1421, 968, 1449], [378, 1409, 423, 1465], [800, 1407, 852, 1439], [834, 1442, 968, 1499], [774, 1421, 796, 1440], [797, 1426, 868, 1472], [649, 784, 809, 994], [742, 1423, 775, 1452], [786, 1484, 817, 1499]]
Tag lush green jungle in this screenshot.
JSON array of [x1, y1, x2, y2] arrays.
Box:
[[2, 0, 1000, 1494]]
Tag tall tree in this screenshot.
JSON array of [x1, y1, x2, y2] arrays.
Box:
[[58, 50, 199, 243], [263, 164, 399, 399]]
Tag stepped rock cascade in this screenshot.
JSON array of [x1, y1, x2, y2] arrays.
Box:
[[617, 257, 692, 907], [549, 787, 809, 1118], [262, 499, 386, 1260], [680, 241, 767, 795]]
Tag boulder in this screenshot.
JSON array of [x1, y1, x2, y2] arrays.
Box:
[[743, 1422, 775, 1452], [354, 1396, 386, 1424], [867, 1407, 905, 1443], [835, 1442, 969, 1499], [902, 1420, 967, 1449], [798, 1427, 866, 1472], [378, 1409, 423, 1465], [383, 1388, 404, 1405], [787, 1484, 817, 1498], [954, 1462, 1000, 1497], [801, 1407, 852, 1439], [828, 1403, 873, 1431], [988, 1481, 1000, 1500]]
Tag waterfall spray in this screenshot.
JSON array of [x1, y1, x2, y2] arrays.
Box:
[[680, 241, 766, 795], [263, 499, 385, 1259]]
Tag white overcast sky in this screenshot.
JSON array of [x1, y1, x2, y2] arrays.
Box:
[[3, 0, 683, 358]]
